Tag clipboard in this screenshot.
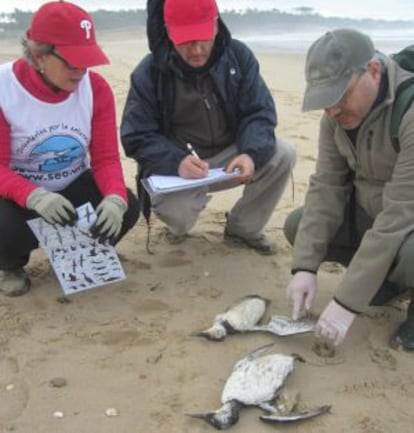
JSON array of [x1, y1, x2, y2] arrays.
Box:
[[141, 168, 240, 196]]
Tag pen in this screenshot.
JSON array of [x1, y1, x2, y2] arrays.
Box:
[[187, 142, 200, 160]]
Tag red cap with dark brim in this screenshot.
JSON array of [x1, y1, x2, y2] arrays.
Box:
[[164, 0, 218, 45], [26, 1, 110, 68]]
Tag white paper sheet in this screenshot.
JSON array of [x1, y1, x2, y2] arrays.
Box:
[[27, 202, 125, 295], [141, 168, 240, 196]]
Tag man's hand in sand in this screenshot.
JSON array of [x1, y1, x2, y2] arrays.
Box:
[[286, 271, 318, 320], [225, 153, 254, 183], [315, 300, 356, 346], [178, 155, 209, 179]]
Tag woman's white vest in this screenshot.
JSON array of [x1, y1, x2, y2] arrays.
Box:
[[0, 62, 92, 191]]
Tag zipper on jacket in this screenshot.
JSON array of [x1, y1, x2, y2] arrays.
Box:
[[365, 130, 375, 175], [201, 92, 216, 146], [197, 74, 216, 146], [343, 129, 358, 171], [203, 96, 211, 110], [367, 130, 373, 151]]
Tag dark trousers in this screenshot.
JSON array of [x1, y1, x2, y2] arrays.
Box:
[[284, 201, 414, 292], [0, 170, 140, 270], [284, 201, 373, 268]]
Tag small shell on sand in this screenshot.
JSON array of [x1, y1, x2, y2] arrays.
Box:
[[105, 407, 119, 417]]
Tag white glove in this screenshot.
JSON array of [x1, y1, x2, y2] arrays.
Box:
[[286, 271, 318, 320], [315, 299, 356, 346], [90, 194, 127, 243], [26, 187, 76, 226]]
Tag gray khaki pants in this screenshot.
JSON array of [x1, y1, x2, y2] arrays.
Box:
[[152, 138, 296, 238], [284, 203, 414, 289]]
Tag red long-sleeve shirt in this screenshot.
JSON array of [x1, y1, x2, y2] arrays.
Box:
[[0, 59, 127, 207]]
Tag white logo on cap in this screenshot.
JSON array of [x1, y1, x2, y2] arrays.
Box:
[[80, 20, 92, 39]]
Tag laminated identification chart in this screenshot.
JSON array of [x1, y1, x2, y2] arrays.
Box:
[[27, 202, 125, 295]]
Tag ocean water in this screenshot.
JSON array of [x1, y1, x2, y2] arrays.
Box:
[[235, 28, 414, 54]]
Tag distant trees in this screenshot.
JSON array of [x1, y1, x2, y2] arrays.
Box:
[[0, 7, 412, 39], [0, 9, 32, 36], [92, 9, 146, 30], [0, 8, 147, 37], [220, 9, 413, 35], [294, 7, 315, 15]]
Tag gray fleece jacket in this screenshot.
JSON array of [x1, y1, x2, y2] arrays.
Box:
[[292, 58, 414, 313]]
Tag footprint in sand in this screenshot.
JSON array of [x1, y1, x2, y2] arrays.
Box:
[[157, 253, 193, 267], [369, 347, 397, 371], [320, 262, 345, 274], [0, 379, 30, 421], [0, 357, 29, 422], [310, 338, 346, 365]]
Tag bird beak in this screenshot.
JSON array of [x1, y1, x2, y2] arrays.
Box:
[[185, 412, 208, 419], [190, 330, 225, 341]]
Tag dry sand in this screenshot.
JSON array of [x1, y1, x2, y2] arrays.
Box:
[[0, 29, 413, 433]]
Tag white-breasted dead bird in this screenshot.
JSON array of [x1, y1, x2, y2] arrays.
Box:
[[194, 295, 270, 341], [187, 343, 330, 430]]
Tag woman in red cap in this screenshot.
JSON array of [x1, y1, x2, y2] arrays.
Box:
[[0, 1, 140, 296]]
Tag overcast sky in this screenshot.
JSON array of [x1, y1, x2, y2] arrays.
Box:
[[0, 0, 413, 21]]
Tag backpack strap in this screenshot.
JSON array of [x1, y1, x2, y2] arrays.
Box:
[[390, 76, 414, 152], [392, 45, 414, 70]]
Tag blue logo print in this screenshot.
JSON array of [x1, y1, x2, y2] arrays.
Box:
[[30, 135, 85, 172]]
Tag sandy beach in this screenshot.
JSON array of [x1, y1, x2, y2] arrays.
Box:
[[1, 29, 413, 433]]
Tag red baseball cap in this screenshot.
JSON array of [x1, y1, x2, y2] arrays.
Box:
[[26, 1, 109, 68], [164, 0, 218, 45]]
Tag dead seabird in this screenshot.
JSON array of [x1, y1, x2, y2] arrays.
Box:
[[246, 313, 317, 336], [194, 295, 269, 341], [187, 343, 330, 429]]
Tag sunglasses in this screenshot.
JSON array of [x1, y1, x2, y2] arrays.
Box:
[[49, 50, 80, 71]]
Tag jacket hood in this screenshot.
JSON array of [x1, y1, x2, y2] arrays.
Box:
[[146, 0, 231, 67]]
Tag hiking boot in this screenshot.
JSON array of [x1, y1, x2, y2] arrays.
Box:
[[370, 281, 408, 306], [391, 290, 414, 351], [164, 229, 187, 245], [0, 269, 31, 297], [224, 228, 277, 255]]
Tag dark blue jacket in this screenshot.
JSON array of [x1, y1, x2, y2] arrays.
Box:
[[120, 1, 277, 180]]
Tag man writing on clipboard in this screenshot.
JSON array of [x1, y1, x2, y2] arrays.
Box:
[[121, 0, 295, 254]]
